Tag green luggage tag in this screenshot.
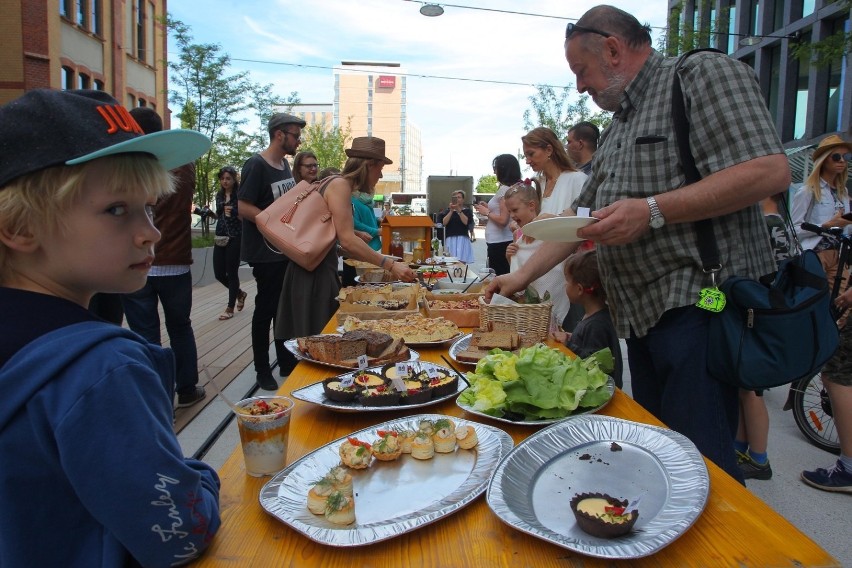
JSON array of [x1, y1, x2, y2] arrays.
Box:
[[696, 270, 726, 313]]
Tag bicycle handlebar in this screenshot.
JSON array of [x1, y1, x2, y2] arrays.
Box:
[[800, 222, 845, 237]]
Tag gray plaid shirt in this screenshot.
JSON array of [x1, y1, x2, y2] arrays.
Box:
[[575, 50, 781, 338]]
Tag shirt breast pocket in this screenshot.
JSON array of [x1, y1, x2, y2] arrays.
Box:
[[631, 136, 671, 187]]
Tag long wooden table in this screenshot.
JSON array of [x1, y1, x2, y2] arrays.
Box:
[[195, 320, 839, 567]]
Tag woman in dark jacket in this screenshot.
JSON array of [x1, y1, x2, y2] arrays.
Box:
[[213, 166, 247, 320]]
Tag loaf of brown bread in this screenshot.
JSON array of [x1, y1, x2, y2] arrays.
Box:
[[341, 330, 394, 357], [304, 335, 367, 363]]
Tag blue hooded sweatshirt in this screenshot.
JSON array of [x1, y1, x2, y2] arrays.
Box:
[[0, 289, 220, 567]]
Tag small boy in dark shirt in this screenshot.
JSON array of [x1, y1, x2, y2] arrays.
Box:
[[551, 250, 623, 389]]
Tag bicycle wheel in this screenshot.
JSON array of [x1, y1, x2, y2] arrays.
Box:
[[791, 373, 841, 455]]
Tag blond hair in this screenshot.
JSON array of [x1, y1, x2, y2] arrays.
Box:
[[0, 155, 173, 275], [804, 149, 850, 203]]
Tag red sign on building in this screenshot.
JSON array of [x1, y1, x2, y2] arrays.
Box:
[[378, 75, 396, 89]]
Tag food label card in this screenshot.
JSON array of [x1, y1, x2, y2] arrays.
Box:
[[357, 355, 369, 369], [426, 366, 440, 379], [340, 373, 356, 388], [395, 362, 411, 378], [390, 377, 407, 392]]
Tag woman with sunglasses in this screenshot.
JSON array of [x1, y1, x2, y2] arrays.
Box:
[[293, 151, 319, 184], [213, 166, 248, 320], [791, 134, 852, 286]]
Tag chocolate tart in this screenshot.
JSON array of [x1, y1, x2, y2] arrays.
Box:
[[569, 492, 638, 538], [353, 372, 386, 389], [357, 385, 401, 407], [401, 385, 432, 405], [322, 378, 361, 402], [428, 374, 459, 398]]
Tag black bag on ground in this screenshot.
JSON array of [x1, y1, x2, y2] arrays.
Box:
[[707, 250, 838, 389], [671, 49, 839, 389]]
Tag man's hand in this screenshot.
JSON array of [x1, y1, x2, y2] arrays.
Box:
[[484, 272, 526, 302], [577, 198, 652, 245]]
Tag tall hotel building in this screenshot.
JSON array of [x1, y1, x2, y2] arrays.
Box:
[[669, 0, 851, 180], [292, 61, 423, 195], [1, 1, 169, 122]]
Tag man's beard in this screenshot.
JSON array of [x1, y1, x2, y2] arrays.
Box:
[[592, 60, 628, 112]]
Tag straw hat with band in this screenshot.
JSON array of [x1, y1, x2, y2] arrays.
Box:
[[812, 134, 852, 163], [345, 136, 393, 165], [0, 89, 210, 189]]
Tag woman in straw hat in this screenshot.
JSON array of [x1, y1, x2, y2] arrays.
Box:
[[274, 137, 416, 342], [791, 134, 852, 285]]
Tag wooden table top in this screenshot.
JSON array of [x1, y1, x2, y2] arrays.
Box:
[[194, 321, 839, 568]]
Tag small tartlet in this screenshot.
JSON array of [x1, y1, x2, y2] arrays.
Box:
[[569, 492, 639, 538]]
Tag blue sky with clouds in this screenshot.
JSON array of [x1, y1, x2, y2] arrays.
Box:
[[168, 0, 668, 183]]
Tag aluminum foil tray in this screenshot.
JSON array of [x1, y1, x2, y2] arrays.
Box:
[[290, 362, 465, 413], [486, 415, 709, 559], [284, 337, 420, 371], [260, 414, 513, 546], [456, 376, 615, 426]]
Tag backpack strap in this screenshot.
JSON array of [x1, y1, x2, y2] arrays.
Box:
[[671, 48, 724, 276]]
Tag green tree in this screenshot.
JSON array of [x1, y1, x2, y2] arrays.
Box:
[[299, 119, 352, 172], [475, 174, 498, 194], [165, 16, 297, 207], [522, 85, 611, 142]]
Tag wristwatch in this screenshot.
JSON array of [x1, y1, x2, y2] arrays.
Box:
[[646, 196, 666, 229]]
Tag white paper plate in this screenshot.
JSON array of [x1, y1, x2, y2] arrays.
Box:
[[521, 216, 599, 242]]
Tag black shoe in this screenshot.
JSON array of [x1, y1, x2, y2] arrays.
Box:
[[257, 372, 278, 391], [737, 451, 773, 480], [176, 386, 207, 408]]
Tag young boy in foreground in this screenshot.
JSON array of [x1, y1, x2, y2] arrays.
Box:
[[0, 89, 221, 566]]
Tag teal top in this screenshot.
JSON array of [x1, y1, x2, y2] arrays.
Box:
[[351, 197, 382, 251]]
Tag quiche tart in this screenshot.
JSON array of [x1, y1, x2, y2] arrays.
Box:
[[341, 315, 460, 343]]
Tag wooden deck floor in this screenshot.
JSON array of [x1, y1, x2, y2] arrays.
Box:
[[161, 279, 259, 433]]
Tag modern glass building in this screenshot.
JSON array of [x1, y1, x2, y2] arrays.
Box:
[[668, 0, 850, 180]]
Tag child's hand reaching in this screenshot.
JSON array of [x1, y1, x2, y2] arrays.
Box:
[[550, 329, 571, 344]]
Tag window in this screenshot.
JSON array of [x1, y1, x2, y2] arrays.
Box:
[[127, 94, 136, 108], [138, 99, 147, 107], [793, 31, 812, 139], [749, 0, 760, 36], [802, 0, 815, 18], [61, 67, 74, 90], [91, 0, 102, 35], [772, 0, 785, 30], [727, 5, 737, 54], [76, 0, 87, 29], [768, 45, 781, 119], [93, 79, 104, 91], [60, 0, 71, 18], [136, 1, 146, 60], [77, 73, 90, 90], [825, 18, 848, 132]]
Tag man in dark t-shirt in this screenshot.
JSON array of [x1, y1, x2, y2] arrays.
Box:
[[238, 112, 305, 390]]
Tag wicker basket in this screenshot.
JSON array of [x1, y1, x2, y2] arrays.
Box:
[[478, 296, 552, 343]]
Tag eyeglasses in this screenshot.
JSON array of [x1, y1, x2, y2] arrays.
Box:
[[303, 163, 319, 169], [830, 152, 852, 162], [565, 22, 612, 40], [282, 130, 301, 142]]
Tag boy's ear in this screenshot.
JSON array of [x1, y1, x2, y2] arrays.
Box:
[[0, 226, 39, 253]]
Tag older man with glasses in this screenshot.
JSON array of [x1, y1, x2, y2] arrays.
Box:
[[488, 5, 791, 483], [237, 112, 306, 390]]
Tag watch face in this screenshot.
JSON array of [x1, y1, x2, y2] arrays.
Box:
[[650, 216, 665, 229]]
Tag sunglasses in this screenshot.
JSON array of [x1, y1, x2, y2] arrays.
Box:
[[282, 130, 302, 142], [565, 22, 612, 40], [303, 163, 319, 169], [830, 152, 852, 162]]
